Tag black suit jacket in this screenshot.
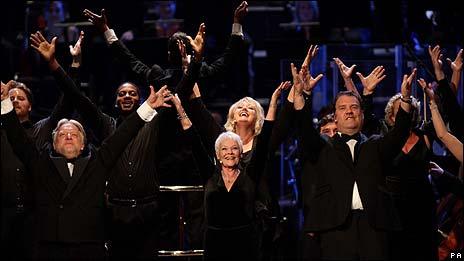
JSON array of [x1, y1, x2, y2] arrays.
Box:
[[1, 109, 146, 242], [297, 99, 412, 233]]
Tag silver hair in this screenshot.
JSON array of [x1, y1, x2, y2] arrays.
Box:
[[384, 93, 421, 127], [52, 118, 86, 144], [215, 131, 243, 156], [224, 97, 265, 136]]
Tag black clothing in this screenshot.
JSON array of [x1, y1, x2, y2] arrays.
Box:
[[1, 92, 71, 259], [107, 31, 244, 252], [1, 106, 147, 259], [296, 96, 412, 259], [386, 133, 438, 261], [53, 59, 201, 257], [199, 121, 273, 260]]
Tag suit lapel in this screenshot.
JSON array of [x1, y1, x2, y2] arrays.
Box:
[[331, 136, 355, 172], [61, 152, 91, 200], [50, 156, 71, 184]]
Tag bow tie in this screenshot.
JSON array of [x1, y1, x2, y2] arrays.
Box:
[[338, 132, 361, 143], [66, 158, 77, 164]]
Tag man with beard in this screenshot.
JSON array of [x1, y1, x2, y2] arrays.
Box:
[[0, 78, 73, 259]]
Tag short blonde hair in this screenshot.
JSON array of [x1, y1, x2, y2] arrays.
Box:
[[224, 97, 265, 136], [52, 118, 86, 144], [215, 131, 243, 155], [384, 93, 421, 127]]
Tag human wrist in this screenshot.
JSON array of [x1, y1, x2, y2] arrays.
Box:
[[177, 110, 189, 120]]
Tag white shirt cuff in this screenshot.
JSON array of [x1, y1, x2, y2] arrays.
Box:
[[1, 98, 13, 115], [231, 23, 243, 37], [136, 101, 158, 122], [104, 29, 118, 44]]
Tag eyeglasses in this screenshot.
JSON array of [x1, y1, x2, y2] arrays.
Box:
[[117, 90, 138, 97]]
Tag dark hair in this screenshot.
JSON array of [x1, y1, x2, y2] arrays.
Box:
[[9, 81, 34, 106], [333, 90, 362, 110], [115, 81, 141, 96], [317, 113, 335, 131], [167, 32, 192, 66]]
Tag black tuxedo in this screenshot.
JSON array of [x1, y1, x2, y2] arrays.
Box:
[[1, 108, 147, 258], [296, 99, 412, 259]]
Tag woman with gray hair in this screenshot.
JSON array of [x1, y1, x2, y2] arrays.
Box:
[[201, 128, 272, 260]]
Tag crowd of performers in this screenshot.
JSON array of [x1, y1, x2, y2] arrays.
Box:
[[1, 2, 463, 260]]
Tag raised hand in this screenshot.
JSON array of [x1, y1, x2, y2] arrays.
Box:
[[448, 48, 463, 93], [356, 65, 386, 95], [146, 85, 172, 109], [302, 45, 319, 69], [177, 39, 190, 72], [333, 57, 356, 80], [447, 48, 463, 72], [301, 65, 323, 95], [417, 78, 436, 102], [234, 1, 248, 24], [69, 30, 84, 66], [30, 31, 57, 62], [271, 81, 291, 103], [428, 45, 444, 80], [291, 63, 304, 96], [83, 9, 109, 33], [187, 23, 206, 62], [401, 68, 417, 98], [267, 81, 291, 120]]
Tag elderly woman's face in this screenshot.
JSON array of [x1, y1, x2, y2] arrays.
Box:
[[233, 101, 257, 127], [217, 138, 241, 168]]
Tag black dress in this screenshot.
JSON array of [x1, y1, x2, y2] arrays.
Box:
[[202, 121, 273, 260], [386, 132, 438, 261]]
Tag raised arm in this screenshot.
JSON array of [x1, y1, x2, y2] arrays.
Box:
[[379, 68, 415, 162], [30, 31, 115, 145], [1, 82, 38, 168], [357, 65, 387, 136], [266, 81, 291, 121], [291, 63, 325, 163], [333, 57, 359, 94], [447, 48, 463, 94], [418, 78, 463, 163], [169, 93, 215, 181], [428, 45, 445, 81], [83, 8, 164, 85], [197, 1, 247, 81]]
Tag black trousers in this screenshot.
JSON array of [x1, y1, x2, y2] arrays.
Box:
[[319, 210, 388, 260], [107, 200, 160, 260]]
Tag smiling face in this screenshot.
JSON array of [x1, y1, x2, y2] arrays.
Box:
[[116, 83, 140, 113], [334, 94, 363, 135], [233, 101, 257, 128], [9, 88, 32, 122], [216, 138, 241, 168]]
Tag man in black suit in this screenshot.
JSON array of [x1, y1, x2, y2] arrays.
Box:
[[1, 79, 171, 259], [83, 2, 249, 251], [293, 64, 416, 260]]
